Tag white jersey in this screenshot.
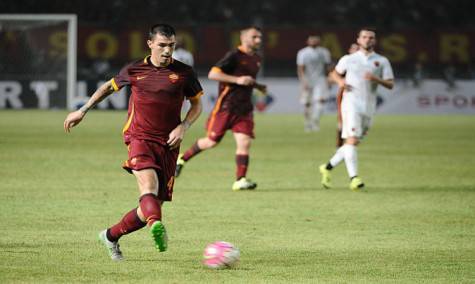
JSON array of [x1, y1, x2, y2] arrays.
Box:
[[172, 48, 194, 67], [296, 46, 331, 87], [335, 50, 394, 116]]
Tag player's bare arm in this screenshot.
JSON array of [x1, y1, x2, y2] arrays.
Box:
[[330, 69, 352, 91], [63, 80, 115, 133], [208, 68, 255, 86], [167, 95, 203, 149], [364, 72, 394, 89]]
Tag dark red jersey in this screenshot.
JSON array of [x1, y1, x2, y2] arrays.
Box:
[[211, 47, 261, 115], [112, 56, 203, 145]]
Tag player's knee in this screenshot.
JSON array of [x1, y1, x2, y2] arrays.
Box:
[[137, 177, 158, 193], [202, 137, 218, 148], [346, 137, 360, 145]]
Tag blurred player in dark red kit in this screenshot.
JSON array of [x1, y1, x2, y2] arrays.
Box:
[[175, 26, 266, 191], [64, 24, 203, 261]]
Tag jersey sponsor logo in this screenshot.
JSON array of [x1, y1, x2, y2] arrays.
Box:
[[137, 75, 147, 80], [169, 73, 179, 83]]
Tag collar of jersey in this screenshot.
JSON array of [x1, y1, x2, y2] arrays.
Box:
[[144, 55, 174, 68]]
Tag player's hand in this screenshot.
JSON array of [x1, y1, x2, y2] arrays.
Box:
[[167, 124, 186, 149], [236, 76, 255, 86], [254, 83, 267, 94], [64, 111, 85, 133], [364, 72, 378, 81], [338, 80, 353, 91]]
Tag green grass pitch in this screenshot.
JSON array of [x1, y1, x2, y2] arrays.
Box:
[[0, 110, 474, 283]]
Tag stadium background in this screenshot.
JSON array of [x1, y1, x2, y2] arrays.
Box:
[[1, 1, 475, 283], [1, 0, 475, 113]]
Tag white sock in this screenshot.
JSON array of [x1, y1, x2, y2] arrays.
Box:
[[329, 146, 345, 167], [312, 102, 324, 126], [343, 144, 358, 178]]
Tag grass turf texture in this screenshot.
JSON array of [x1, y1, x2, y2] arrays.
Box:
[[0, 110, 474, 283]]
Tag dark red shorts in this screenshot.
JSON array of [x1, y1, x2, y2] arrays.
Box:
[[206, 110, 254, 142], [122, 139, 178, 202]]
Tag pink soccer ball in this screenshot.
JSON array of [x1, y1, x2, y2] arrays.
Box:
[[203, 241, 240, 269]]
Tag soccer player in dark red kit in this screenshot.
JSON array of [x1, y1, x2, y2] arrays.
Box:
[[175, 26, 265, 191], [63, 24, 203, 261]]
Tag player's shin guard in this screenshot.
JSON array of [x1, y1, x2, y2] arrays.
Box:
[[343, 144, 358, 178], [139, 193, 162, 226], [107, 207, 146, 242], [329, 146, 345, 168], [183, 141, 202, 161], [236, 154, 249, 180]]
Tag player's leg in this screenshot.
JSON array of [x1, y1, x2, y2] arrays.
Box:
[[176, 137, 218, 177], [99, 206, 146, 261], [339, 112, 364, 191], [232, 132, 257, 191], [319, 145, 346, 189], [301, 88, 314, 132], [336, 87, 344, 148], [176, 111, 228, 177], [133, 168, 168, 251], [312, 81, 330, 131]]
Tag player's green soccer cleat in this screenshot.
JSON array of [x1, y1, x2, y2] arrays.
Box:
[[175, 154, 185, 177], [232, 177, 257, 191], [350, 176, 365, 191], [98, 230, 124, 261], [319, 164, 332, 189], [150, 221, 168, 252]]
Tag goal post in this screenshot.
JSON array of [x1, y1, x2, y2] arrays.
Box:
[[0, 14, 77, 109]]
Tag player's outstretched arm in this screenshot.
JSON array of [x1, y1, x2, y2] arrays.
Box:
[[63, 80, 115, 133], [208, 68, 255, 86], [167, 95, 203, 149]]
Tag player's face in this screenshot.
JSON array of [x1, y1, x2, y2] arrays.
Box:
[[242, 29, 262, 51], [307, 37, 320, 48], [148, 34, 176, 66], [357, 30, 376, 51]]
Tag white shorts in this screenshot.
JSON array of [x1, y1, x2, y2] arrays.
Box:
[[300, 82, 330, 105], [341, 110, 373, 139]]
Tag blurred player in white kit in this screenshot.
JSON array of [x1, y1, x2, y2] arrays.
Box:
[[319, 28, 394, 191], [296, 35, 332, 132]]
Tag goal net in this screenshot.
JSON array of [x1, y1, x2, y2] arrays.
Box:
[[0, 14, 77, 109]]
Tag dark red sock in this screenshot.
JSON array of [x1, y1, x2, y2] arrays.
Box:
[[183, 141, 202, 161], [236, 154, 249, 180], [139, 193, 162, 226], [107, 207, 146, 242]]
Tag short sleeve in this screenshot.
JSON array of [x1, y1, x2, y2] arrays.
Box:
[[296, 50, 305, 65], [335, 55, 348, 75], [214, 50, 238, 74], [111, 64, 132, 91], [184, 69, 203, 99], [382, 58, 394, 80]]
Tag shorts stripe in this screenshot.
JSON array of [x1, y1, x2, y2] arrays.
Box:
[[207, 85, 230, 135]]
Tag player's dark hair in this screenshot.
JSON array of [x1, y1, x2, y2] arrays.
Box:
[[149, 24, 176, 40], [241, 25, 262, 34], [358, 27, 377, 37]]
